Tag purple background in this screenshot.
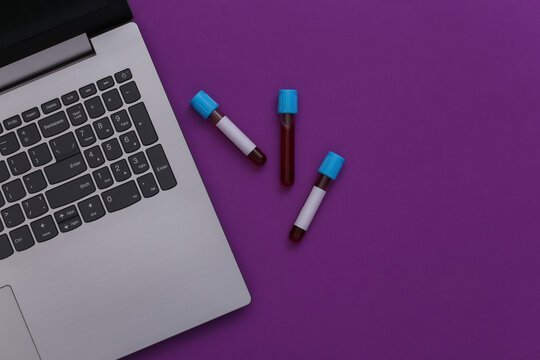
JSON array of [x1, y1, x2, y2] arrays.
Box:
[[126, 0, 540, 359]]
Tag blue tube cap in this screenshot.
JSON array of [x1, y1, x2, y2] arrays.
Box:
[[278, 89, 298, 114], [318, 152, 345, 180], [191, 90, 219, 119]]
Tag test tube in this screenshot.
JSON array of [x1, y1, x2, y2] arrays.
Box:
[[278, 90, 298, 186], [289, 151, 345, 242], [191, 90, 267, 166]]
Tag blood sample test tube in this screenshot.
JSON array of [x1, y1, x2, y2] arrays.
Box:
[[191, 90, 267, 166], [289, 151, 345, 242], [278, 90, 297, 186]]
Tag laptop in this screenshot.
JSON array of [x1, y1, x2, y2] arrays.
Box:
[[0, 1, 251, 359]]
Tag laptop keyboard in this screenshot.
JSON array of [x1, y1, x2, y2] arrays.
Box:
[[0, 69, 177, 260]]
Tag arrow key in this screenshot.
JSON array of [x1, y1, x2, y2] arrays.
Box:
[[78, 195, 105, 223], [30, 215, 58, 243]]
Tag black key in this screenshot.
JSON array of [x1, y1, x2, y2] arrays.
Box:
[[22, 194, 48, 219], [79, 83, 97, 98], [54, 205, 78, 223], [22, 107, 40, 122], [119, 81, 141, 104], [41, 98, 61, 114], [111, 109, 132, 132], [101, 138, 122, 161], [147, 145, 177, 190], [111, 159, 131, 182], [93, 167, 114, 189], [17, 123, 41, 147], [3, 115, 22, 130], [129, 103, 158, 145], [39, 111, 69, 137], [45, 174, 95, 209], [97, 76, 115, 91], [102, 180, 141, 213], [66, 104, 88, 126], [0, 192, 4, 208], [78, 196, 105, 223], [45, 153, 87, 184], [61, 91, 79, 106], [114, 68, 132, 83], [2, 179, 26, 203], [137, 173, 159, 198], [75, 124, 96, 147], [22, 170, 47, 194], [119, 130, 140, 153], [58, 216, 82, 233], [84, 96, 105, 119], [128, 152, 150, 174], [7, 152, 31, 176], [93, 117, 114, 139], [0, 132, 20, 156], [0, 234, 14, 260], [102, 88, 123, 111], [50, 132, 79, 161], [0, 161, 10, 183], [28, 143, 52, 167], [10, 226, 34, 252], [31, 216, 58, 243], [84, 146, 105, 168], [1, 204, 25, 228]]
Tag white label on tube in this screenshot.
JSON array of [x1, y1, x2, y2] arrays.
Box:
[[294, 186, 327, 231], [216, 116, 257, 155]]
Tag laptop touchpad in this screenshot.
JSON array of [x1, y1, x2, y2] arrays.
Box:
[[0, 286, 40, 360]]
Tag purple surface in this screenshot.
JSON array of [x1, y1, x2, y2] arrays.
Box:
[[126, 0, 540, 359]]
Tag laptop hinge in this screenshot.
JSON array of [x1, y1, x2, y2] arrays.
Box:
[[0, 34, 94, 93]]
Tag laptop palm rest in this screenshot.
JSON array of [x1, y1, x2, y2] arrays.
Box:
[[0, 286, 40, 360]]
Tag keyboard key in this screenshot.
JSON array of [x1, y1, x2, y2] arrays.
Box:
[[9, 226, 34, 252], [102, 180, 141, 213], [102, 88, 123, 111], [58, 216, 82, 233], [147, 145, 177, 190], [2, 179, 26, 203], [84, 96, 105, 119], [61, 91, 79, 106], [93, 167, 114, 189], [79, 83, 97, 98], [78, 196, 105, 223], [39, 111, 69, 137], [22, 194, 48, 219], [23, 170, 47, 194], [128, 152, 150, 174], [7, 152, 31, 176], [66, 104, 88, 126], [17, 123, 41, 147], [1, 204, 25, 228], [22, 107, 40, 122], [129, 103, 158, 145], [101, 138, 122, 161], [97, 76, 115, 91], [111, 159, 131, 182], [119, 130, 140, 153], [0, 192, 4, 208], [111, 109, 132, 132], [120, 81, 141, 104], [45, 174, 95, 209], [0, 234, 14, 260], [137, 173, 159, 198], [3, 115, 22, 130], [114, 69, 132, 83], [41, 98, 61, 114], [84, 146, 105, 168], [28, 143, 52, 167], [75, 125, 96, 147], [45, 153, 87, 184], [0, 161, 10, 183], [93, 117, 114, 139], [54, 205, 78, 223], [50, 132, 79, 161], [0, 132, 20, 156], [31, 216, 58, 243]]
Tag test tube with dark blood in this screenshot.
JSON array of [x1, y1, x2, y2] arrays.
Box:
[[289, 152, 345, 242], [190, 91, 267, 166], [278, 90, 297, 186]]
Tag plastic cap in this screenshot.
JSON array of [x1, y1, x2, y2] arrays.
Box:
[[278, 89, 298, 114], [318, 151, 345, 180], [191, 90, 219, 119]]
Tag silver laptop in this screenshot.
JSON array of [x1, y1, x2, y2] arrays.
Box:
[[0, 1, 251, 359]]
